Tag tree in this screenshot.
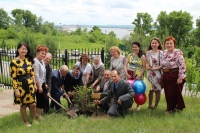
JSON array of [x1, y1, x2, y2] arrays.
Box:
[[108, 31, 116, 37], [23, 10, 37, 28], [0, 8, 11, 29], [13, 13, 23, 27], [41, 21, 56, 35], [90, 26, 101, 33], [34, 16, 43, 32], [155, 10, 193, 47], [43, 36, 57, 55], [132, 12, 153, 37], [192, 18, 200, 46], [71, 27, 82, 35], [88, 26, 103, 43], [11, 9, 37, 30], [154, 11, 169, 40], [19, 30, 37, 56]]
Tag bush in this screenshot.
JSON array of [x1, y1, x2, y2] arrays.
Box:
[[0, 29, 9, 39], [19, 30, 37, 56], [74, 86, 93, 112]]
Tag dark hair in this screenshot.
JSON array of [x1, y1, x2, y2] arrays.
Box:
[[73, 65, 80, 70], [112, 69, 120, 75], [79, 54, 90, 62], [132, 41, 143, 58], [164, 36, 176, 48], [16, 42, 34, 64], [147, 37, 163, 51]]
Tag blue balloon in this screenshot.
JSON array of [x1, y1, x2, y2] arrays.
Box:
[[132, 80, 146, 94]]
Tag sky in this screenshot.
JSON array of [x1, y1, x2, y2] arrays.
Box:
[[0, 0, 200, 26]]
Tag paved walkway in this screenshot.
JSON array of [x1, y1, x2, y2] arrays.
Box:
[[0, 89, 20, 118]]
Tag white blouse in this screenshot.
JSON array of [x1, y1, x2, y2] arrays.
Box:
[[75, 61, 92, 84]]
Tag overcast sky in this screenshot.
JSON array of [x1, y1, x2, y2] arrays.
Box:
[[1, 0, 200, 26]]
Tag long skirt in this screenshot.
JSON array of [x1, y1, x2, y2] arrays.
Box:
[[163, 71, 186, 111]]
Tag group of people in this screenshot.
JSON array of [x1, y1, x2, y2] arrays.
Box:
[[9, 35, 186, 126]]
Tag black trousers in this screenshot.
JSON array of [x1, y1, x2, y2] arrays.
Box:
[[36, 83, 48, 109], [43, 86, 49, 113]]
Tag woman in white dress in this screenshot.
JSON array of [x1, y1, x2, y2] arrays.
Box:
[[75, 54, 92, 86], [146, 37, 163, 109]]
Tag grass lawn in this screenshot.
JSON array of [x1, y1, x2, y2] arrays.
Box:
[[0, 38, 105, 50], [0, 92, 200, 133]]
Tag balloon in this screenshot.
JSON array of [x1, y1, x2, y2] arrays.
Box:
[[127, 79, 135, 86], [132, 80, 146, 94], [134, 93, 146, 105]]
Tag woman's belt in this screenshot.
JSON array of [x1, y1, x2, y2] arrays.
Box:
[[163, 68, 179, 73], [17, 74, 31, 93], [17, 74, 31, 79]]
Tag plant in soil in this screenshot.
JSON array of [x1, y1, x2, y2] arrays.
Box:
[[73, 86, 93, 114]]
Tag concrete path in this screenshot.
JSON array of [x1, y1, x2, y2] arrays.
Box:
[[0, 89, 20, 118]]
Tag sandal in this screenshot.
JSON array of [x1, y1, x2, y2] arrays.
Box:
[[24, 122, 31, 127], [152, 106, 157, 109], [31, 120, 39, 125]]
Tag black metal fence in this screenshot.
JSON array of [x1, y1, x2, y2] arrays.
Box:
[[0, 47, 108, 87]]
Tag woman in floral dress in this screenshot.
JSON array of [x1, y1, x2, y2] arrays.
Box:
[[146, 37, 163, 109], [125, 42, 146, 111], [10, 42, 37, 126]]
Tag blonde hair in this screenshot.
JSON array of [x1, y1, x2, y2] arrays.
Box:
[[109, 46, 121, 55]]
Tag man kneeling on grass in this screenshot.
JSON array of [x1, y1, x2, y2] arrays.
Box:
[[100, 70, 134, 117]]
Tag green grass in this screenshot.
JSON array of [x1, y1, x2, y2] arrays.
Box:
[[0, 37, 105, 50], [0, 94, 200, 133]]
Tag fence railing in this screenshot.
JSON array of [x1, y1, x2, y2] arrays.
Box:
[[0, 47, 109, 87]]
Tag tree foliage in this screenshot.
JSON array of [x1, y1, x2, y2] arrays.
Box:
[[0, 8, 11, 29], [192, 18, 200, 47], [155, 10, 193, 46], [132, 12, 153, 36]]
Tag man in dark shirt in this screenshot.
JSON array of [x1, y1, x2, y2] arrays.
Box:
[[64, 65, 83, 104], [50, 65, 69, 113], [43, 53, 52, 114]]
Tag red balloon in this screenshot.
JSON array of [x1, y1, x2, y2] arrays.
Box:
[[134, 93, 146, 105]]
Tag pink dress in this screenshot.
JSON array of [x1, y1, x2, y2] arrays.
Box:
[[146, 50, 163, 91]]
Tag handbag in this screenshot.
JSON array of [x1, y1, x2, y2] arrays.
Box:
[[158, 51, 164, 88]]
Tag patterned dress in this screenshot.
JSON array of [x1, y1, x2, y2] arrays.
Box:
[[127, 54, 143, 79], [146, 50, 163, 91], [110, 55, 126, 80], [10, 58, 36, 105]]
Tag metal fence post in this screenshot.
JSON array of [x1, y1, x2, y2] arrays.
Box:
[[63, 49, 69, 66], [0, 51, 2, 73], [101, 47, 104, 63]]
